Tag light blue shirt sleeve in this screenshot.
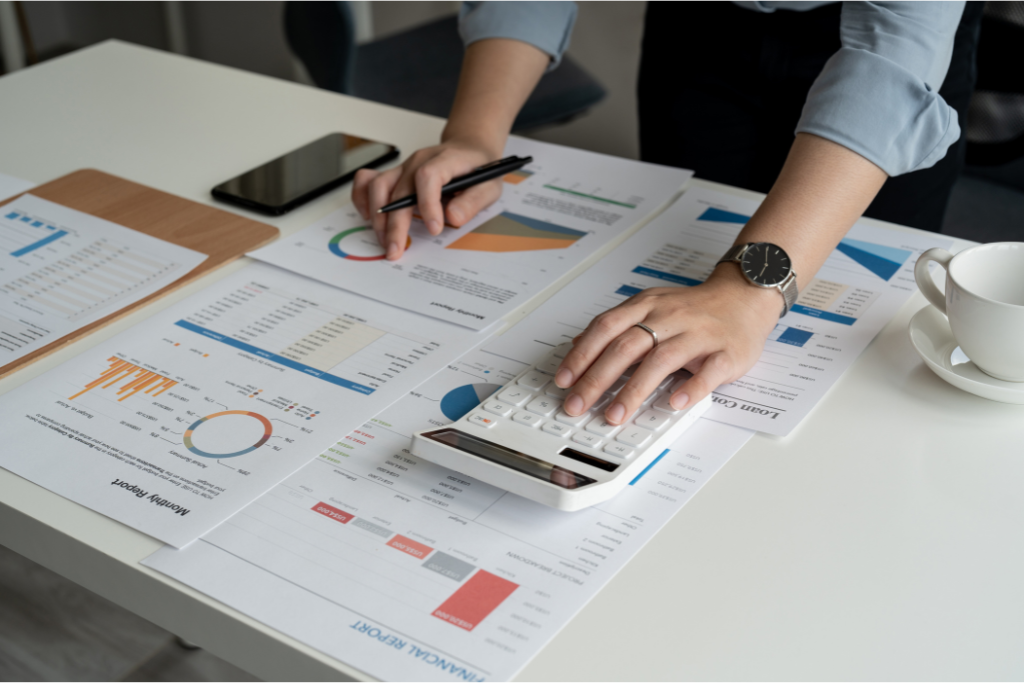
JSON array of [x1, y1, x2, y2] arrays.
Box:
[[795, 1, 966, 176], [458, 1, 577, 70]]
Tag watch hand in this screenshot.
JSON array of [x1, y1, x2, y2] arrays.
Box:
[[759, 263, 768, 276]]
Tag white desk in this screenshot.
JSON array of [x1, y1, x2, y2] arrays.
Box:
[[1, 41, 1022, 681]]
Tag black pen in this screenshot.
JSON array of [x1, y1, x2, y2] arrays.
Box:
[[377, 155, 534, 214]]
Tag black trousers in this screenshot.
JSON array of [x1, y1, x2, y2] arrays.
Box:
[[637, 1, 985, 233]]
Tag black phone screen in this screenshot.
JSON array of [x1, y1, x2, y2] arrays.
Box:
[[212, 133, 398, 215]]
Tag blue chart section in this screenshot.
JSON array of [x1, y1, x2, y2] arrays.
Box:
[[789, 305, 856, 326], [11, 230, 68, 257], [5, 210, 67, 256], [835, 238, 911, 281], [630, 449, 670, 485], [440, 384, 502, 421], [616, 284, 643, 298], [174, 320, 376, 394], [775, 327, 814, 347], [631, 266, 702, 287], [697, 207, 750, 224]]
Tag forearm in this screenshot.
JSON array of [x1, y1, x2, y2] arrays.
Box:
[[723, 132, 889, 284], [442, 38, 550, 156]]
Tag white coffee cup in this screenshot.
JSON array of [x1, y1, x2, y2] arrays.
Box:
[[914, 242, 1024, 382]]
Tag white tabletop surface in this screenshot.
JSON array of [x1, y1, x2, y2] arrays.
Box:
[[1, 41, 1022, 681]]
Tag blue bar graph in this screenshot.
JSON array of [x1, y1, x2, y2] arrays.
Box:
[[776, 327, 813, 347], [835, 238, 911, 281], [630, 449, 671, 486], [4, 212, 17, 220], [615, 284, 643, 298], [174, 320, 376, 394], [789, 304, 856, 326], [697, 207, 750, 224], [11, 230, 68, 257], [631, 266, 702, 287]]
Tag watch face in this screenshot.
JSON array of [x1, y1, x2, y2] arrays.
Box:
[[739, 242, 792, 286]]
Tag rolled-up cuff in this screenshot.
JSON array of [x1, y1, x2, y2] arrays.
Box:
[[458, 1, 577, 71], [796, 48, 961, 176]]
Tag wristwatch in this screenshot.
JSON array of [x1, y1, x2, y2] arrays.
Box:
[[716, 242, 799, 317]]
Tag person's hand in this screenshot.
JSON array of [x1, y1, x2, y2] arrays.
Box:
[[553, 266, 783, 425], [352, 139, 504, 260]]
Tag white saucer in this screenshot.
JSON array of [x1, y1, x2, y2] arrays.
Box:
[[908, 306, 1024, 404]]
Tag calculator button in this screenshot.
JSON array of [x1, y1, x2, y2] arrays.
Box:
[[590, 393, 611, 411], [512, 411, 542, 428], [483, 400, 513, 417], [635, 409, 670, 431], [658, 375, 676, 390], [545, 384, 571, 400], [585, 416, 620, 437], [616, 425, 652, 447], [498, 387, 531, 406], [535, 357, 561, 375], [552, 343, 572, 359], [555, 410, 591, 427], [526, 396, 558, 416], [517, 371, 549, 390], [608, 377, 628, 393], [468, 413, 497, 429], [670, 377, 690, 393], [571, 432, 602, 449], [652, 394, 680, 413], [542, 421, 571, 437], [603, 443, 634, 460]]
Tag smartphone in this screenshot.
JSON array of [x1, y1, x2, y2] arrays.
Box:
[[212, 133, 399, 215]]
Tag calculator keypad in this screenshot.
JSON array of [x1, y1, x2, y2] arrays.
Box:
[[462, 344, 691, 469]]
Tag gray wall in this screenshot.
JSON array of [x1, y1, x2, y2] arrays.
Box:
[[18, 1, 642, 159]]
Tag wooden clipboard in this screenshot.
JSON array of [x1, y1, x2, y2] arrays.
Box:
[[0, 169, 279, 379]]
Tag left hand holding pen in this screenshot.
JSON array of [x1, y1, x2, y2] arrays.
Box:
[[554, 266, 781, 425]]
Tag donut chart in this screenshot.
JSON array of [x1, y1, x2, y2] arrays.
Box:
[[328, 226, 411, 261], [183, 410, 273, 459]]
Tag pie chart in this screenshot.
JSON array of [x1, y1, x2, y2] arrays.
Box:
[[183, 410, 273, 459], [440, 384, 502, 422], [328, 226, 410, 261]]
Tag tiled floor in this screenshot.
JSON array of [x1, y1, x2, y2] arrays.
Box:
[[0, 543, 256, 682]]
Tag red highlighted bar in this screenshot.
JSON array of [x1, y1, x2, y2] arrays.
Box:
[[311, 502, 353, 524], [387, 534, 432, 559], [432, 570, 518, 631]]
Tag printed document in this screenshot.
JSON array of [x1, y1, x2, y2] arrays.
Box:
[[0, 172, 34, 200], [486, 186, 952, 435], [249, 137, 692, 329], [0, 262, 482, 547], [144, 344, 754, 681], [0, 194, 206, 366]]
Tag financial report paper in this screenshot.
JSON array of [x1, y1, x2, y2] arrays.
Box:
[[0, 172, 34, 200], [145, 344, 754, 681], [249, 137, 692, 330], [0, 194, 207, 366], [0, 262, 482, 547], [486, 186, 953, 436]]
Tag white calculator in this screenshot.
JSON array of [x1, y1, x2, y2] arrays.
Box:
[[412, 343, 710, 511]]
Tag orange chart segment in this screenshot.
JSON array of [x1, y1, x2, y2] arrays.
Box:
[[446, 211, 587, 253], [70, 357, 177, 402]]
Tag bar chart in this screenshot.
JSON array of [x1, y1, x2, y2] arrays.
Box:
[[69, 356, 177, 402]]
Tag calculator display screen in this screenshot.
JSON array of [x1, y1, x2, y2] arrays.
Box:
[[424, 429, 596, 489]]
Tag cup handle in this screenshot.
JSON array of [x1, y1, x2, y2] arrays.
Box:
[[914, 248, 953, 314]]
